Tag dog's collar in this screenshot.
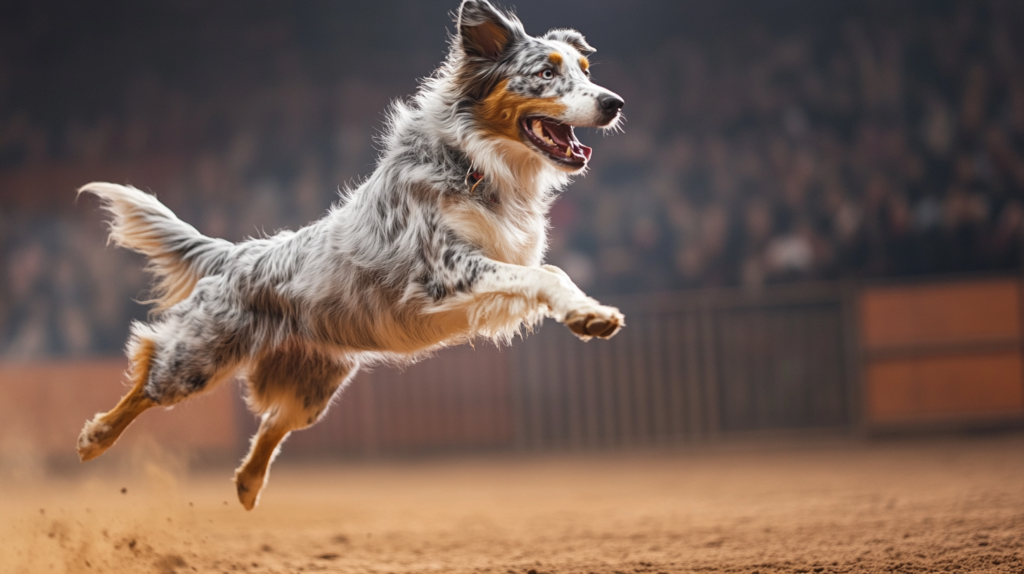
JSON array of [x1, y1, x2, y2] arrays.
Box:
[[466, 169, 499, 206], [465, 169, 484, 195], [446, 144, 499, 206], [466, 168, 500, 206]]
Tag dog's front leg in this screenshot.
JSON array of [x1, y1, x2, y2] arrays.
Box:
[[465, 260, 624, 340]]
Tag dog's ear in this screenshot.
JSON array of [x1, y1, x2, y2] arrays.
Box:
[[543, 28, 596, 55], [458, 0, 521, 60]]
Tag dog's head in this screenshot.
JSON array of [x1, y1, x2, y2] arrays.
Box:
[[453, 0, 623, 173]]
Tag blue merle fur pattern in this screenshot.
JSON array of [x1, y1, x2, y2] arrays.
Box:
[[76, 0, 625, 510]]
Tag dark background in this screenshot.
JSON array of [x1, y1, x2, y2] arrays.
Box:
[[2, 0, 1024, 358]]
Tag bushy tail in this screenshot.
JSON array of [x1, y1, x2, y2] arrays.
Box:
[[79, 182, 235, 311]]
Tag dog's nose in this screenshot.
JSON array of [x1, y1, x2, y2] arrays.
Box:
[[598, 93, 624, 115]]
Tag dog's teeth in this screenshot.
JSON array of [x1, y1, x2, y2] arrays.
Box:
[[566, 145, 572, 157], [532, 120, 544, 139], [545, 137, 555, 146]]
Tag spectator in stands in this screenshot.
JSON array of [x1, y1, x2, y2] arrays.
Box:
[[3, 0, 1024, 356]]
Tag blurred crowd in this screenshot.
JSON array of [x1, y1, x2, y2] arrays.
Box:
[[3, 1, 1024, 357], [549, 0, 1024, 292]]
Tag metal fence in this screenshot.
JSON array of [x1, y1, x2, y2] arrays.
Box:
[[277, 283, 856, 456], [509, 284, 853, 450]]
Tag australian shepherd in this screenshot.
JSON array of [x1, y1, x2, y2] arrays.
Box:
[[77, 0, 625, 510]]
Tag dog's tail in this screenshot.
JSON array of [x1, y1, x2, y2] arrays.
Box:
[[79, 182, 235, 311]]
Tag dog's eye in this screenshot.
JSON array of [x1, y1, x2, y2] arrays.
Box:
[[538, 69, 554, 80]]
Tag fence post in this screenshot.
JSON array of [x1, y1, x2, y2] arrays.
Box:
[[699, 296, 720, 439], [840, 281, 865, 436]]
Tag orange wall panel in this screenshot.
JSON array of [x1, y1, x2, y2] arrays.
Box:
[[0, 359, 238, 458], [861, 280, 1021, 348], [866, 352, 1024, 423]]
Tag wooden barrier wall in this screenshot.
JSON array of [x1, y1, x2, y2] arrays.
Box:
[[860, 278, 1024, 428], [2, 278, 1023, 462], [0, 359, 237, 462]]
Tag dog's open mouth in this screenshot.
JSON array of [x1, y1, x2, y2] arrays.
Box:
[[520, 117, 592, 169]]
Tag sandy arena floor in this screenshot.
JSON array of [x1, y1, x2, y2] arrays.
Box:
[[0, 435, 1022, 574]]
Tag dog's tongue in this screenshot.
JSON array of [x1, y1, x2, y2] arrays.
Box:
[[543, 120, 592, 163]]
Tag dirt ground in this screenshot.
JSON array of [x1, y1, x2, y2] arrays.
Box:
[[1, 435, 1022, 574]]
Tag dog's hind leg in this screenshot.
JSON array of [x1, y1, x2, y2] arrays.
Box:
[[78, 279, 248, 461], [234, 349, 358, 510], [77, 328, 159, 461]]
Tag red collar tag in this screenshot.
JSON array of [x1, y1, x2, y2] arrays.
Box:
[[466, 170, 484, 194]]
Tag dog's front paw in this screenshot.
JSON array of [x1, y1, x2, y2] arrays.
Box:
[[564, 304, 624, 340]]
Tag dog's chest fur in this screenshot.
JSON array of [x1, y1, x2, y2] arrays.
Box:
[[441, 183, 547, 266]]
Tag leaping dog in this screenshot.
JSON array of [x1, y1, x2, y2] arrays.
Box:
[[77, 0, 625, 510]]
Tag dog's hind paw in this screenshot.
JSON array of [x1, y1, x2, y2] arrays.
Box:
[[234, 468, 266, 511], [77, 416, 113, 462], [564, 304, 624, 340]]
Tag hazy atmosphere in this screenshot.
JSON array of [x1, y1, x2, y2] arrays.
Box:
[[1, 2, 1022, 573]]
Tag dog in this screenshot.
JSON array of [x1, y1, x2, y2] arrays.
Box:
[[77, 0, 625, 510]]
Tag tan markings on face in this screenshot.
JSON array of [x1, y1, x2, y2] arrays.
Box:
[[579, 57, 589, 72], [548, 52, 563, 67], [476, 79, 567, 142]]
